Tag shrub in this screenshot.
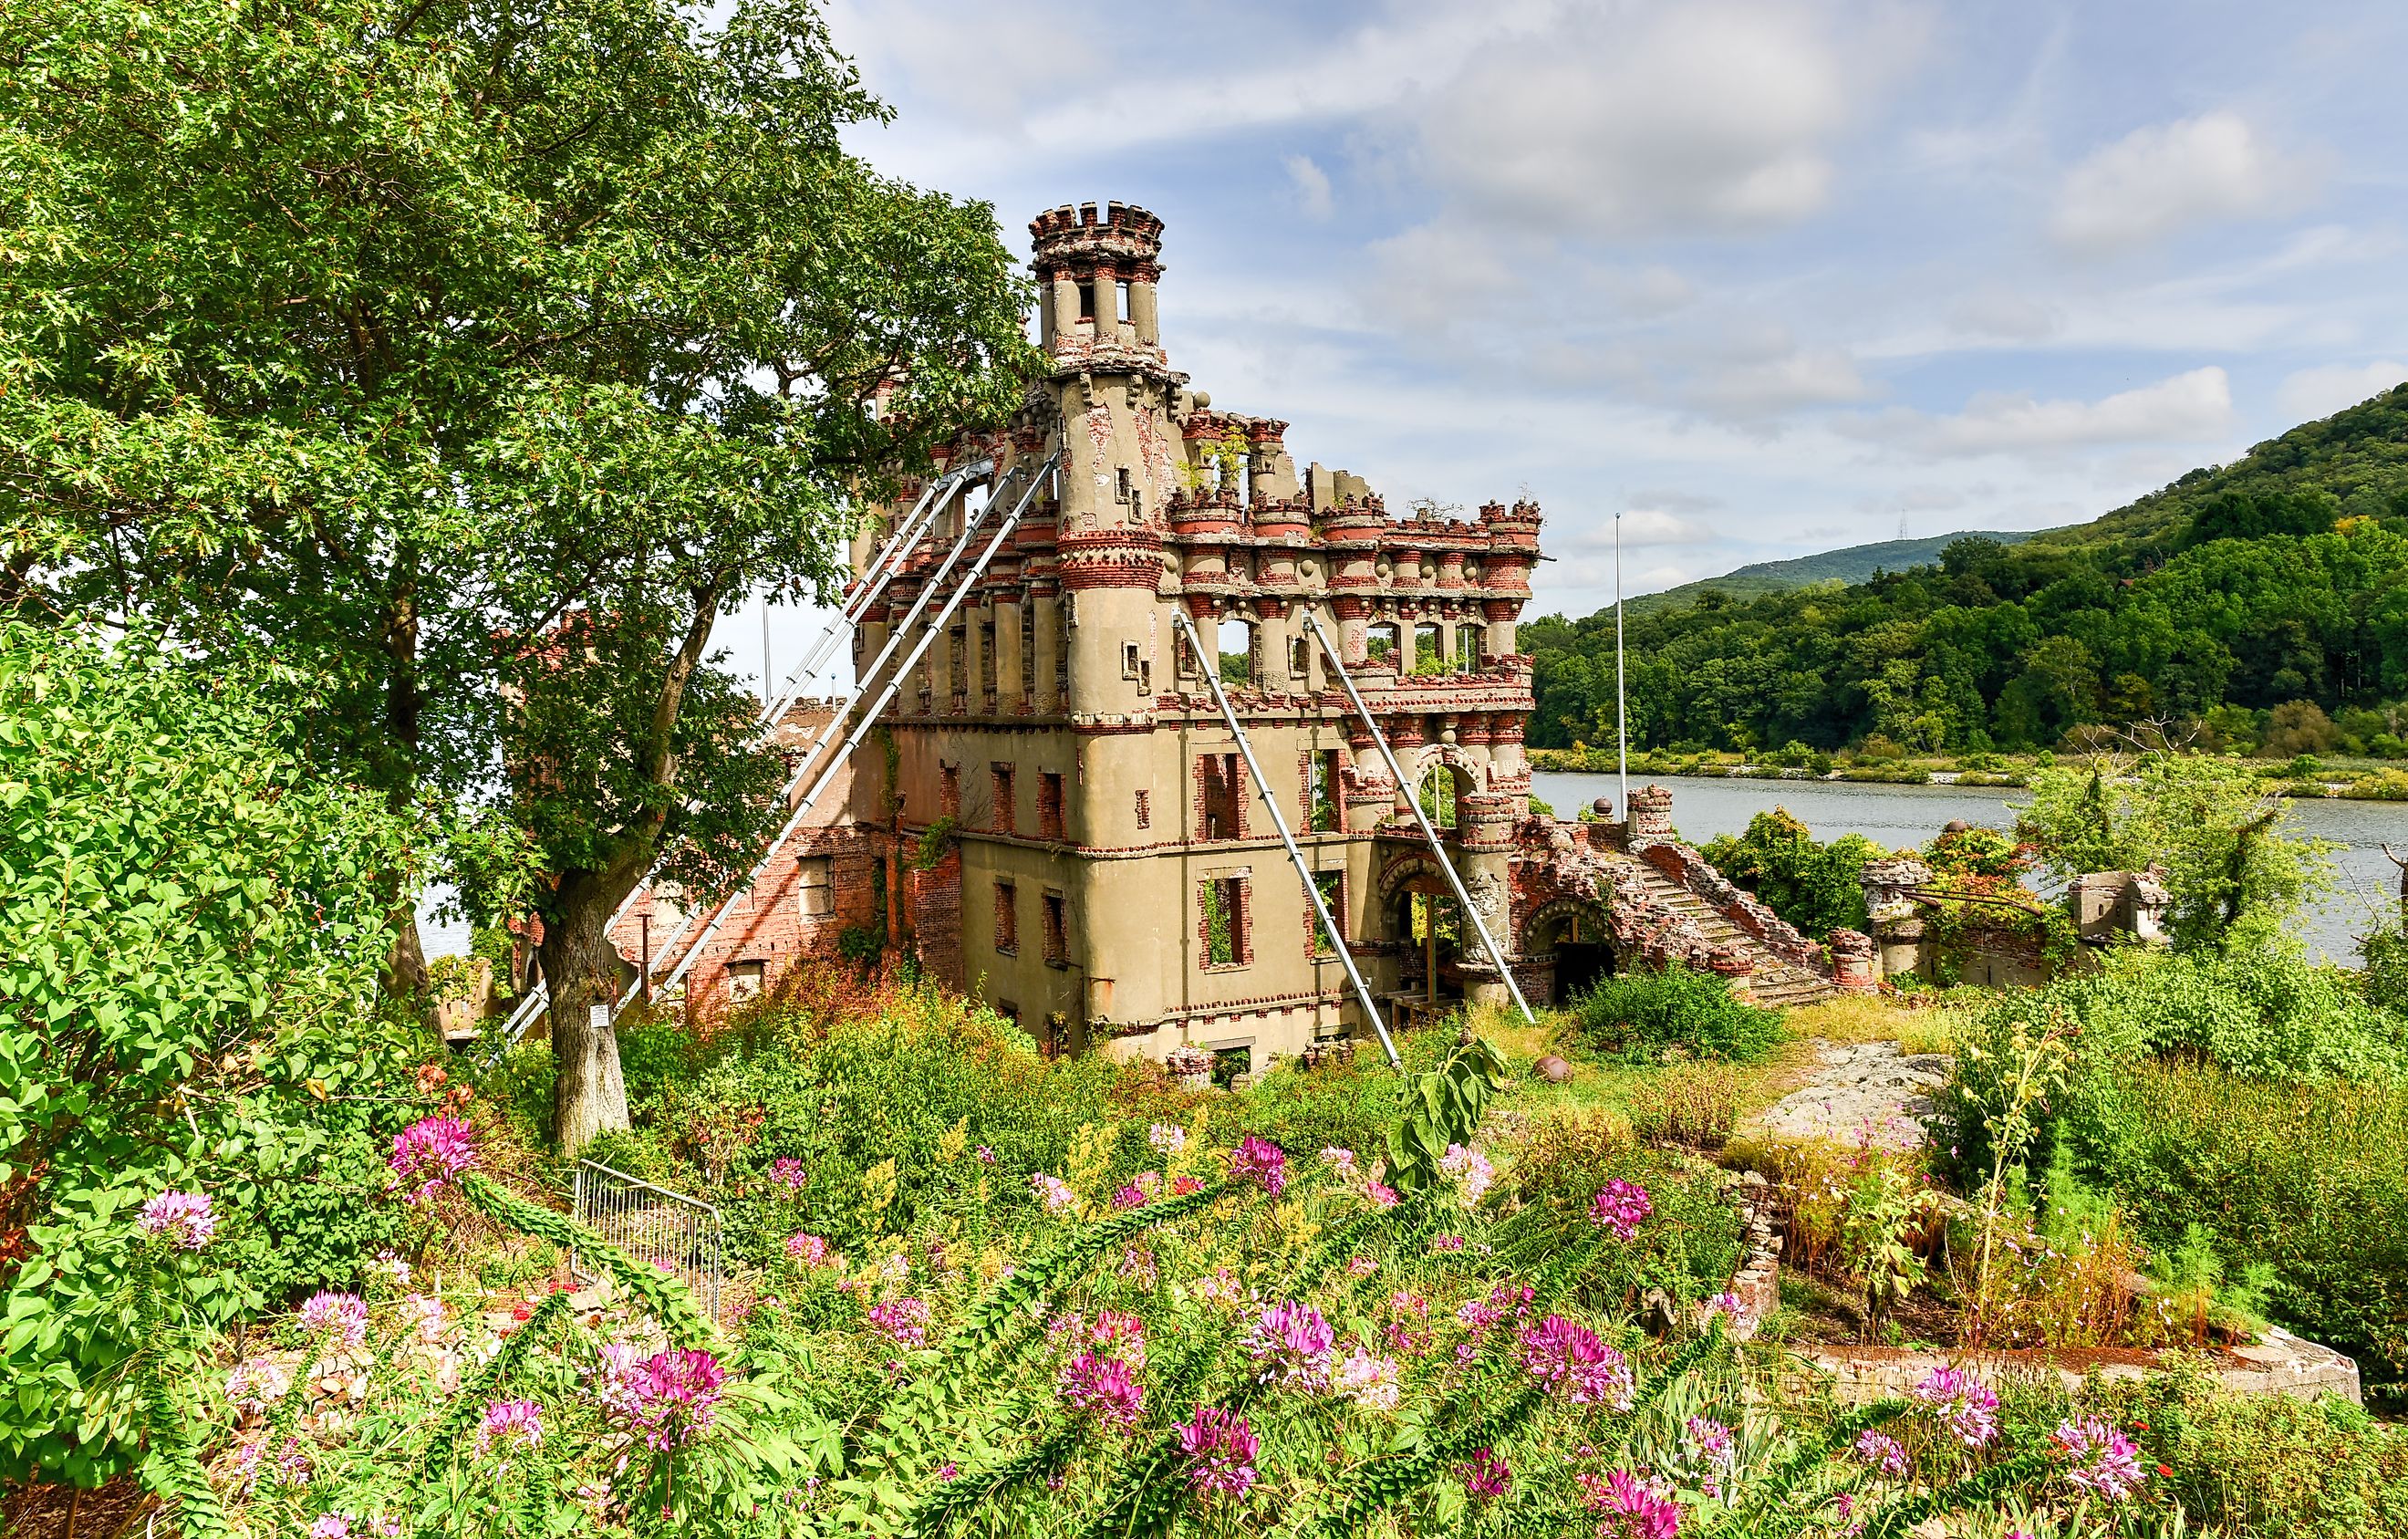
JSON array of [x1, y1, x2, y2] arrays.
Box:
[[1698, 807, 1884, 937], [1566, 963, 1786, 1065], [1624, 1063, 1741, 1149]]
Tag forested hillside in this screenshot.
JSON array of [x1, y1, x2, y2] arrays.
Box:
[[1528, 384, 2408, 755], [1623, 527, 2044, 618]]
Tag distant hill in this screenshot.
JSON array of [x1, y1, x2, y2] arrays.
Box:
[[1626, 529, 2051, 615]]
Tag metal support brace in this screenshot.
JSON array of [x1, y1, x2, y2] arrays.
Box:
[[1172, 609, 1400, 1069], [645, 452, 1063, 1004], [1302, 613, 1536, 1024]]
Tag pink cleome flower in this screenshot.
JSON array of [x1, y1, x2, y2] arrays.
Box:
[[785, 1232, 830, 1265], [1170, 1174, 1206, 1197], [139, 1191, 217, 1250], [1588, 1180, 1653, 1241], [1912, 1366, 2000, 1449], [298, 1291, 369, 1350], [476, 1399, 544, 1456], [770, 1157, 806, 1190], [1438, 1144, 1494, 1205], [1030, 1172, 1079, 1216], [1515, 1315, 1635, 1409], [1430, 1234, 1466, 1253], [1458, 1447, 1511, 1501], [1581, 1469, 1681, 1539], [1177, 1406, 1259, 1502], [1245, 1300, 1335, 1388], [1089, 1309, 1148, 1370], [1363, 1180, 1401, 1210], [309, 1515, 355, 1539], [867, 1296, 931, 1349], [1230, 1136, 1288, 1198], [2053, 1416, 2147, 1501], [627, 1348, 726, 1451], [1853, 1430, 1908, 1477], [389, 1116, 477, 1205], [1110, 1183, 1149, 1210], [1685, 1416, 1738, 1495], [1059, 1350, 1146, 1432]]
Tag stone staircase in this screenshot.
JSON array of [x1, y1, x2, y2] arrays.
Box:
[[1615, 855, 1836, 1008]]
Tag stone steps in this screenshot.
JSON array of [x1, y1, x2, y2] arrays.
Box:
[[1616, 857, 1836, 1006]]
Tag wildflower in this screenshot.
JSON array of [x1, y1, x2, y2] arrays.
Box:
[[1438, 1144, 1494, 1205], [367, 1251, 412, 1290], [867, 1296, 931, 1349], [1230, 1136, 1287, 1197], [877, 1251, 911, 1287], [1177, 1406, 1259, 1502], [626, 1348, 726, 1451], [1170, 1174, 1205, 1196], [1364, 1179, 1401, 1209], [225, 1359, 292, 1416], [310, 1515, 355, 1539], [770, 1157, 806, 1189], [1192, 1267, 1244, 1308], [1459, 1447, 1510, 1501], [299, 1291, 369, 1350], [1911, 1365, 1999, 1448], [1853, 1430, 1908, 1478], [1090, 1309, 1148, 1368], [138, 1191, 217, 1250], [1344, 1255, 1378, 1278], [1059, 1350, 1145, 1431], [1135, 1170, 1163, 1199], [1246, 1300, 1335, 1388], [1118, 1246, 1159, 1288], [389, 1116, 477, 1204], [2053, 1416, 2147, 1501], [1515, 1315, 1635, 1409], [1430, 1233, 1466, 1253], [276, 1437, 314, 1485], [477, 1399, 544, 1456], [975, 1145, 997, 1164], [1588, 1180, 1653, 1241], [1111, 1183, 1148, 1210], [1148, 1123, 1188, 1157], [1581, 1470, 1680, 1539], [786, 1232, 830, 1265], [936, 1461, 959, 1482], [1699, 1291, 1744, 1325], [1685, 1417, 1738, 1497], [1031, 1172, 1079, 1216], [1319, 1146, 1357, 1177], [1328, 1346, 1401, 1412]]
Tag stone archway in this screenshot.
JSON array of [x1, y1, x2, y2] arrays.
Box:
[[1406, 744, 1484, 829], [1520, 896, 1616, 1006], [1378, 852, 1464, 1009]]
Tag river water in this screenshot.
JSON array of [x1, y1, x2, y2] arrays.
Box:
[[1533, 771, 2408, 964]]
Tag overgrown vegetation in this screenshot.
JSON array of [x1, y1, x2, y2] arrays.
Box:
[[1565, 962, 1789, 1065], [1698, 808, 1884, 938]]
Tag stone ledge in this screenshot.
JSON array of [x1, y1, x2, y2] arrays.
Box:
[[1796, 1327, 2361, 1408]]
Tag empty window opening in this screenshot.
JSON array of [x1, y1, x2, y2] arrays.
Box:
[[1116, 465, 1132, 503], [726, 959, 766, 1003], [1456, 625, 1479, 671], [1043, 891, 1068, 965], [1289, 636, 1310, 678], [939, 763, 960, 818], [1366, 621, 1402, 672], [1122, 641, 1144, 681], [1211, 1045, 1251, 1089], [1311, 869, 1345, 956], [991, 763, 1016, 834], [1413, 622, 1444, 675], [1418, 764, 1469, 829], [1217, 618, 1256, 687], [1076, 281, 1096, 320], [1038, 771, 1064, 841], [1200, 876, 1249, 967], [1198, 752, 1243, 840], [1307, 749, 1342, 832], [796, 856, 834, 918], [979, 619, 998, 700], [1116, 279, 1132, 323], [1021, 606, 1036, 702], [994, 880, 1018, 955]]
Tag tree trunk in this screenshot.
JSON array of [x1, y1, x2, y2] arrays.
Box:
[[384, 910, 431, 1001], [544, 873, 636, 1155]]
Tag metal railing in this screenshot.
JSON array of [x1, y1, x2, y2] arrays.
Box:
[[571, 1159, 724, 1324]]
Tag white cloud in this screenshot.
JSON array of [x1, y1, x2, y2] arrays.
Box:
[[1840, 366, 2234, 457], [1416, 4, 1876, 237], [2050, 112, 2318, 255], [1683, 344, 1875, 421], [2275, 360, 2408, 423], [1947, 288, 2060, 341], [1283, 154, 1334, 220], [1566, 508, 1718, 548]]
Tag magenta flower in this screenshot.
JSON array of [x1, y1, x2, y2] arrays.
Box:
[[1364, 1180, 1400, 1209], [1438, 1143, 1494, 1205], [2053, 1416, 2147, 1500], [1059, 1349, 1146, 1432], [1430, 1233, 1466, 1253], [1912, 1365, 1999, 1448], [476, 1399, 544, 1456], [868, 1296, 931, 1348], [1589, 1180, 1653, 1241], [389, 1116, 477, 1204], [1581, 1470, 1681, 1539], [1230, 1136, 1287, 1197], [1111, 1183, 1148, 1210], [770, 1157, 806, 1190], [1515, 1315, 1635, 1409], [1853, 1430, 1908, 1477], [298, 1291, 369, 1350], [1090, 1309, 1148, 1369], [1171, 1174, 1206, 1196], [1177, 1406, 1259, 1502], [1030, 1172, 1078, 1215], [1459, 1446, 1511, 1501], [627, 1348, 725, 1451], [1685, 1416, 1738, 1496], [976, 1145, 997, 1164], [786, 1232, 829, 1265], [139, 1191, 217, 1250], [309, 1515, 354, 1539], [1245, 1300, 1335, 1388]]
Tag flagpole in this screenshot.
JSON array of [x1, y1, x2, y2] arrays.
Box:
[[1615, 510, 1628, 814]]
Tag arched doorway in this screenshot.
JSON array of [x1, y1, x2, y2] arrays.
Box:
[[1523, 900, 1616, 1006], [1388, 880, 1463, 1011]]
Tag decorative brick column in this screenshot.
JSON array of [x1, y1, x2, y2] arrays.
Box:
[[1625, 783, 1675, 847], [1829, 928, 1876, 993]]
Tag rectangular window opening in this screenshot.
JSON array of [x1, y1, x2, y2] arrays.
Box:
[[1200, 876, 1248, 967], [991, 763, 1016, 835], [1311, 870, 1345, 956], [939, 764, 960, 818], [994, 880, 1019, 955], [1307, 750, 1342, 832], [796, 856, 834, 919], [1043, 891, 1067, 965], [1135, 788, 1151, 829], [1038, 772, 1064, 841]]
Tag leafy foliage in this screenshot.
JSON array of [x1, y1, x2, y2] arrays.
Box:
[[1700, 808, 1885, 938], [1566, 963, 1788, 1065], [0, 626, 424, 1482]]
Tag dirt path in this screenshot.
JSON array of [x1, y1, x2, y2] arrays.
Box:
[[1744, 1039, 1951, 1149]]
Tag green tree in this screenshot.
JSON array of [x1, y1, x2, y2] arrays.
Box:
[[1697, 807, 1884, 938], [0, 0, 1037, 1148], [2019, 751, 2336, 951], [0, 625, 423, 1481]]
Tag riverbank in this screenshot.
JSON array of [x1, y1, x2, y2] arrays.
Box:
[[1530, 745, 2408, 803]]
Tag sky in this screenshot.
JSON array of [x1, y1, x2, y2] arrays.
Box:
[[716, 0, 2408, 694]]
